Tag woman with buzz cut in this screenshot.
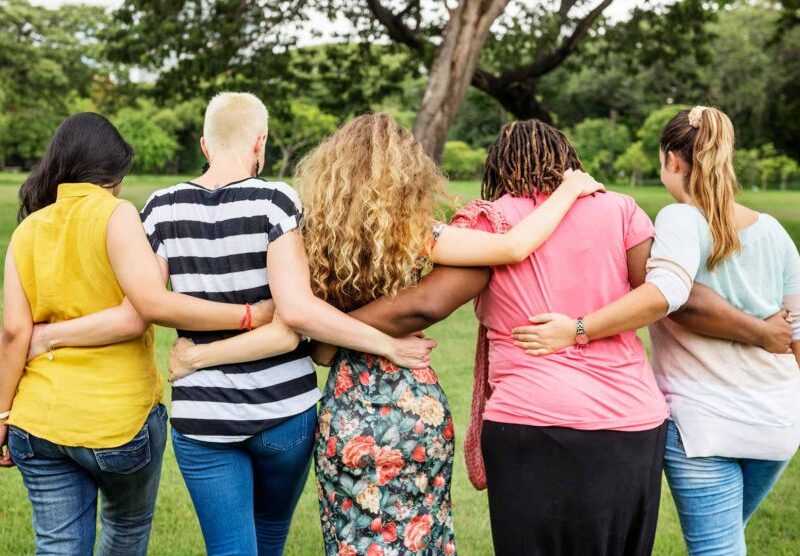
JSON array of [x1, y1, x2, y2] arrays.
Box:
[[26, 92, 436, 555]]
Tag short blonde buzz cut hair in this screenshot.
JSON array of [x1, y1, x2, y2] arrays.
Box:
[[203, 92, 269, 153]]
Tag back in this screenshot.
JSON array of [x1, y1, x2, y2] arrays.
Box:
[[465, 192, 668, 431], [141, 178, 319, 442], [9, 182, 161, 449]]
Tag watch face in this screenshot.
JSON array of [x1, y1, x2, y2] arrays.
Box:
[[576, 334, 589, 346]]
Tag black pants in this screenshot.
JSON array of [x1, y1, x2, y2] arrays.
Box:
[[482, 420, 667, 556]]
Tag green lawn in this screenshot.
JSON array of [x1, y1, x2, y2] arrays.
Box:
[[1, 172, 799, 554]]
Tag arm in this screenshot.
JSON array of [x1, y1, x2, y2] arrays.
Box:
[[0, 247, 33, 467], [106, 202, 269, 331], [348, 265, 491, 335], [432, 170, 604, 266], [168, 313, 300, 381], [312, 265, 490, 365], [671, 285, 792, 353], [633, 232, 788, 351], [267, 231, 436, 369]]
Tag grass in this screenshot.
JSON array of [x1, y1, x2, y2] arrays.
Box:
[[0, 171, 799, 554]]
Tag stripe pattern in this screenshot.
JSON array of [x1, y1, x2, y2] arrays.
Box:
[[141, 178, 319, 442]]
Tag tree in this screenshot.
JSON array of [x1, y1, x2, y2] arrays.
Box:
[[775, 155, 799, 190], [614, 141, 652, 187], [269, 100, 338, 178], [106, 0, 716, 161], [0, 0, 111, 166], [568, 118, 631, 180], [114, 103, 178, 173], [734, 148, 761, 190], [441, 141, 486, 180], [637, 105, 691, 162]]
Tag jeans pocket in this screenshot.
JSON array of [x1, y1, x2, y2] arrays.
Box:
[[93, 424, 151, 475], [261, 408, 314, 452], [7, 427, 34, 461]]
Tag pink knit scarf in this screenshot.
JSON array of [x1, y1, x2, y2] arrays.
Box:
[[450, 200, 511, 491]]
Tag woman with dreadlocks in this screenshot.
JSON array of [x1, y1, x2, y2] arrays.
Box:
[[323, 118, 780, 555]]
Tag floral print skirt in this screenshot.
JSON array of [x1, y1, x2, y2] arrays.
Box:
[[315, 349, 457, 556]]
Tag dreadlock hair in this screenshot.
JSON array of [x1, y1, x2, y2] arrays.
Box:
[[482, 119, 583, 202]]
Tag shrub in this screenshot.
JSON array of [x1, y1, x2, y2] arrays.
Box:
[[442, 141, 486, 180]]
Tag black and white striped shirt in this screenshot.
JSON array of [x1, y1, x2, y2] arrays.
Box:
[[140, 177, 320, 443]]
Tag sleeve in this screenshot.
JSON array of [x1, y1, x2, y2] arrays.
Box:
[[645, 204, 705, 314], [139, 193, 167, 259], [449, 200, 502, 233], [623, 197, 655, 250], [267, 183, 303, 243], [781, 229, 800, 341]]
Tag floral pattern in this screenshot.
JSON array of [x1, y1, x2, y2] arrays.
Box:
[[315, 349, 457, 555]]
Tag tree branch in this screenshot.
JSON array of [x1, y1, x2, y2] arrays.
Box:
[[497, 0, 612, 85], [365, 0, 426, 53]]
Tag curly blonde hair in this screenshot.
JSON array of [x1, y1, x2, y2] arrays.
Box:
[[296, 113, 449, 311]]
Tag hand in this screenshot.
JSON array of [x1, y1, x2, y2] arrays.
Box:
[[562, 169, 605, 198], [168, 337, 200, 383], [250, 300, 276, 329], [0, 425, 15, 468], [27, 323, 53, 361], [759, 310, 792, 354], [385, 334, 437, 369], [512, 313, 577, 356], [312, 342, 338, 367]]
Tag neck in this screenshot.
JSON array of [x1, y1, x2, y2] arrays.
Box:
[[197, 150, 255, 189]]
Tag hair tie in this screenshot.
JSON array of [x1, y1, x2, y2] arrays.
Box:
[[688, 106, 708, 128]]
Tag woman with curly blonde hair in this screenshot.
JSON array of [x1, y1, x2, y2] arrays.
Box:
[[300, 113, 603, 555]]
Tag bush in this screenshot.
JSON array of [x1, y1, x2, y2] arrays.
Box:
[[568, 118, 631, 180], [114, 107, 178, 173], [442, 141, 486, 180]]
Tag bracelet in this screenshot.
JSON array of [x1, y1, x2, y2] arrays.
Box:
[[238, 304, 253, 331], [0, 411, 10, 421]]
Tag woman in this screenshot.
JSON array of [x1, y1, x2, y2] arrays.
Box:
[[19, 97, 436, 556], [0, 112, 286, 555], [513, 107, 800, 555]]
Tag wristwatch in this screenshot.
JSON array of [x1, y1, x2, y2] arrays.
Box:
[[576, 317, 589, 347]]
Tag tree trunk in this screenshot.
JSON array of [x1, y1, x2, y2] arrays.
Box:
[[277, 147, 294, 178], [413, 0, 510, 162]]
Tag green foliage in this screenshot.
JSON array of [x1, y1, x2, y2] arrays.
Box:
[[114, 104, 178, 173], [568, 119, 631, 180], [270, 100, 338, 177], [614, 142, 653, 186], [637, 105, 692, 162], [441, 141, 486, 180], [735, 149, 761, 190]]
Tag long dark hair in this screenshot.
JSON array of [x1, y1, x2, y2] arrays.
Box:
[[482, 119, 583, 201], [18, 113, 134, 222]]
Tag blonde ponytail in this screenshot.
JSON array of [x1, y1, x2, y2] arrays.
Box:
[[660, 106, 740, 269]]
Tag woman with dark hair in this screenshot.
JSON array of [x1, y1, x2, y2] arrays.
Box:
[[308, 119, 791, 555], [0, 112, 296, 555]]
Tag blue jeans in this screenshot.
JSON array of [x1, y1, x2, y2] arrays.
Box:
[[171, 405, 316, 556], [8, 404, 168, 556], [663, 420, 790, 556]]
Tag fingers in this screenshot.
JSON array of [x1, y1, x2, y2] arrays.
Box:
[[524, 348, 552, 356], [528, 313, 557, 324]]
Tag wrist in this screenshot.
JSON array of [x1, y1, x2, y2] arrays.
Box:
[[185, 345, 206, 371]]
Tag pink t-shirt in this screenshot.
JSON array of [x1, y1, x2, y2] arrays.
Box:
[[469, 192, 669, 431]]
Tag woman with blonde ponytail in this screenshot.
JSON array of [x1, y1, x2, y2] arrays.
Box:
[[512, 105, 800, 554]]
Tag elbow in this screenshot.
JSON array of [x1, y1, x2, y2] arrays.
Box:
[[279, 306, 313, 333], [2, 325, 31, 347], [282, 328, 302, 352], [123, 313, 149, 338], [413, 300, 453, 327]]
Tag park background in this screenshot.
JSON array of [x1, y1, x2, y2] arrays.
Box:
[[1, 0, 800, 553]]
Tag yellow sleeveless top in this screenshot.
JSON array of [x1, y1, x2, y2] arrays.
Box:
[[8, 183, 162, 448]]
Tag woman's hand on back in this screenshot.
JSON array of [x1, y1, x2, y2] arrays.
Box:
[[760, 309, 793, 354], [512, 313, 577, 356], [561, 169, 605, 198], [169, 337, 200, 383], [386, 334, 437, 369]]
